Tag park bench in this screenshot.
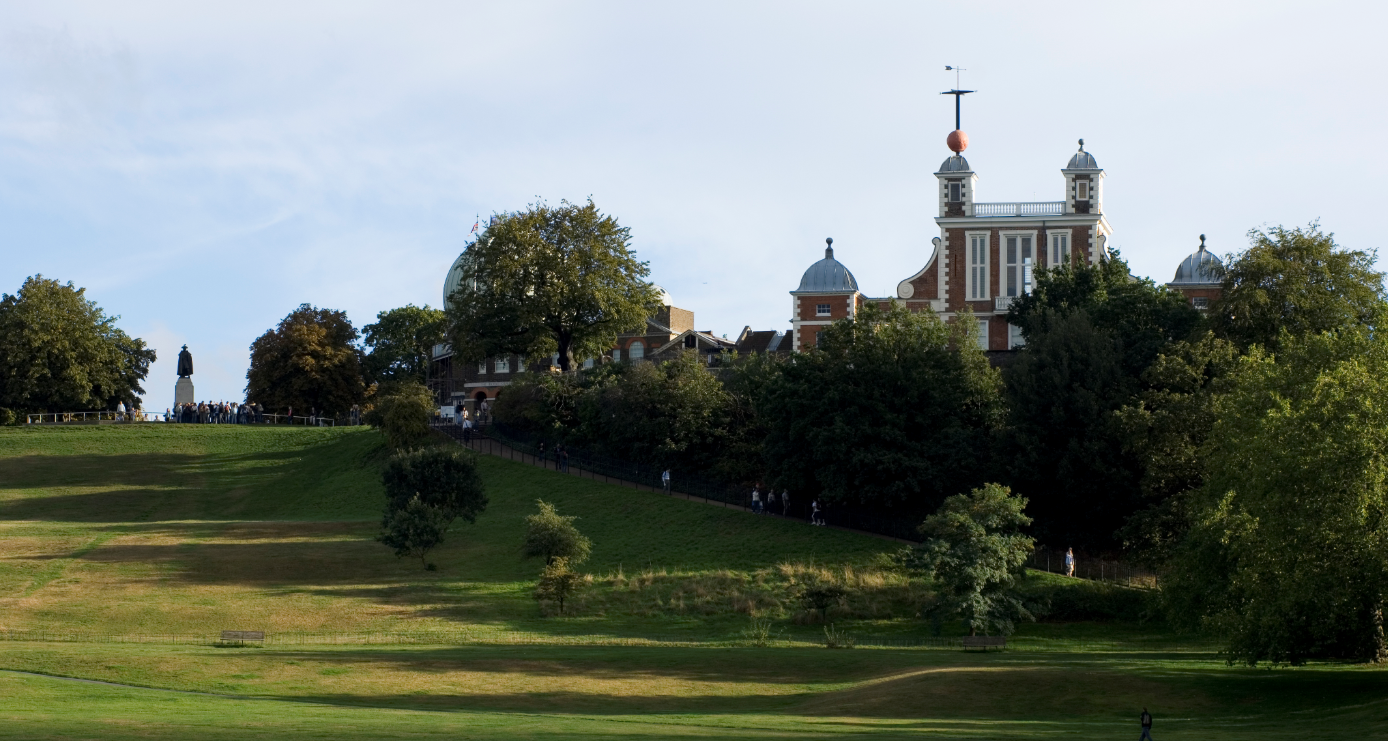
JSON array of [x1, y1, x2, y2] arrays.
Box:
[[220, 630, 265, 643], [961, 635, 1006, 651]]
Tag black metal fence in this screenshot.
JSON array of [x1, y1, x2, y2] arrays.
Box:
[[441, 421, 923, 542], [1026, 545, 1159, 589]]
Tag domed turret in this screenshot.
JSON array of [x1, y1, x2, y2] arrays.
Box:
[[796, 238, 859, 292], [1171, 235, 1224, 286], [443, 249, 474, 310], [1067, 139, 1099, 170]]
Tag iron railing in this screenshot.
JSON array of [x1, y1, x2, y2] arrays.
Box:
[[25, 410, 363, 427], [972, 201, 1065, 217]]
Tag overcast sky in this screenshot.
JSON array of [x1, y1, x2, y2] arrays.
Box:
[[2, 1, 1382, 408]]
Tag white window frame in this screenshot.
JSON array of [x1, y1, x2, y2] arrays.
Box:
[[948, 182, 962, 203], [976, 317, 990, 351], [816, 303, 831, 316], [612, 348, 622, 362], [583, 357, 594, 369], [1001, 231, 1036, 298], [517, 358, 526, 372], [629, 340, 645, 360], [1049, 232, 1070, 268], [1008, 323, 1026, 349], [966, 231, 990, 301], [478, 361, 487, 375], [1076, 179, 1089, 201], [495, 357, 510, 373]]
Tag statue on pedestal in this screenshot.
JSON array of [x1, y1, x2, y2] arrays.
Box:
[[174, 345, 195, 407]]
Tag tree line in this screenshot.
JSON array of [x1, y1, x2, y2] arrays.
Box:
[[489, 221, 1388, 664]]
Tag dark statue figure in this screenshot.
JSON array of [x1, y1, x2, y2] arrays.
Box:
[[177, 345, 194, 378]]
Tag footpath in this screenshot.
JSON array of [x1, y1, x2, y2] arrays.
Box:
[[434, 424, 915, 545]]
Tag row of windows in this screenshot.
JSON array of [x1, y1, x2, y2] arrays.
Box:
[[966, 232, 1072, 301], [477, 341, 648, 374]]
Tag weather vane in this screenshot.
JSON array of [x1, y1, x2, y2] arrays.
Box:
[[941, 65, 973, 131]]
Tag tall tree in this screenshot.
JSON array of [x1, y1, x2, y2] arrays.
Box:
[[445, 200, 662, 372], [245, 304, 365, 415], [1003, 253, 1203, 549], [362, 304, 447, 384], [0, 275, 155, 412], [1165, 327, 1388, 665], [1211, 223, 1385, 352], [758, 301, 1002, 518]]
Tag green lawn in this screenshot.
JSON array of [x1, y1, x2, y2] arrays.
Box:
[[2, 424, 1386, 740]]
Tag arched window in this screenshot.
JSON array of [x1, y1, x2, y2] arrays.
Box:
[[629, 341, 645, 360]]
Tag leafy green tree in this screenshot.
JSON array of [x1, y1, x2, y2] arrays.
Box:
[[381, 447, 488, 519], [522, 500, 592, 566], [909, 483, 1034, 636], [362, 304, 447, 384], [366, 382, 436, 450], [1165, 327, 1388, 664], [1003, 309, 1139, 548], [758, 301, 1002, 517], [0, 275, 156, 411], [534, 557, 584, 615], [1114, 333, 1239, 563], [1003, 253, 1202, 549], [572, 352, 730, 470], [1007, 250, 1202, 378], [1211, 223, 1385, 353], [377, 495, 454, 569], [245, 304, 365, 416], [445, 200, 662, 371]]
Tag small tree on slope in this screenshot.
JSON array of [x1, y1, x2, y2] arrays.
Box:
[[909, 483, 1035, 636]]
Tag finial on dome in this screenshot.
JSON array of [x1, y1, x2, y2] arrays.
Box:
[[1078, 138, 1085, 152], [825, 237, 834, 259], [947, 129, 969, 153], [1199, 234, 1206, 251]]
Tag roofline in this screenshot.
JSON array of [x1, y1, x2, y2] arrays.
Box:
[[790, 289, 860, 296], [935, 214, 1111, 230], [1166, 282, 1222, 289]]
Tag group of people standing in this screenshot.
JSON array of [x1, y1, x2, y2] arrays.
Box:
[[166, 401, 265, 424]]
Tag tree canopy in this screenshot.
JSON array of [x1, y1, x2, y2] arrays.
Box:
[[0, 275, 155, 412], [445, 200, 662, 372], [362, 304, 447, 385], [1165, 327, 1388, 664], [758, 301, 1002, 517], [245, 304, 365, 415], [522, 500, 592, 566], [909, 483, 1034, 636], [1210, 223, 1385, 352]]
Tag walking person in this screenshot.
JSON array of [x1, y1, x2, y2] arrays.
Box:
[[538, 441, 546, 468], [811, 499, 822, 526], [751, 485, 762, 514], [661, 469, 671, 495], [1139, 708, 1153, 740], [781, 490, 789, 518], [116, 401, 126, 421], [558, 444, 569, 473], [766, 489, 777, 516], [1065, 547, 1076, 577]]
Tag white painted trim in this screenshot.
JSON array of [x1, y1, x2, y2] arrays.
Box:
[[999, 230, 1038, 299], [965, 230, 991, 301]]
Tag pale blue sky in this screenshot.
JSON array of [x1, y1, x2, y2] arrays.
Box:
[[1, 2, 1382, 408]]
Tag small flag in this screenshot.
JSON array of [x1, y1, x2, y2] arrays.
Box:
[[470, 216, 479, 234]]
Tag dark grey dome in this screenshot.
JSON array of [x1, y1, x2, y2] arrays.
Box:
[[1171, 237, 1224, 286], [938, 154, 971, 173], [797, 242, 859, 292], [1067, 140, 1099, 170]]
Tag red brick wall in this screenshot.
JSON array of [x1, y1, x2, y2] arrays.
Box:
[[797, 296, 851, 321], [907, 256, 939, 300]]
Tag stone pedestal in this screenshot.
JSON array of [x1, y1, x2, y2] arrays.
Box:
[[174, 377, 195, 405]]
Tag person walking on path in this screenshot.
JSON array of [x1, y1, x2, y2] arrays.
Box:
[[538, 442, 546, 468], [781, 491, 790, 518], [766, 489, 777, 516], [558, 444, 569, 473], [1065, 547, 1076, 577], [662, 469, 671, 495], [751, 486, 762, 514], [1139, 708, 1153, 740], [811, 499, 823, 526]]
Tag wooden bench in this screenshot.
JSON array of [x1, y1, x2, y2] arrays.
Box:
[[962, 635, 1006, 651], [220, 630, 265, 643]]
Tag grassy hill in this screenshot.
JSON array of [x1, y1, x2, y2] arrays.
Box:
[[3, 424, 1387, 740]]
